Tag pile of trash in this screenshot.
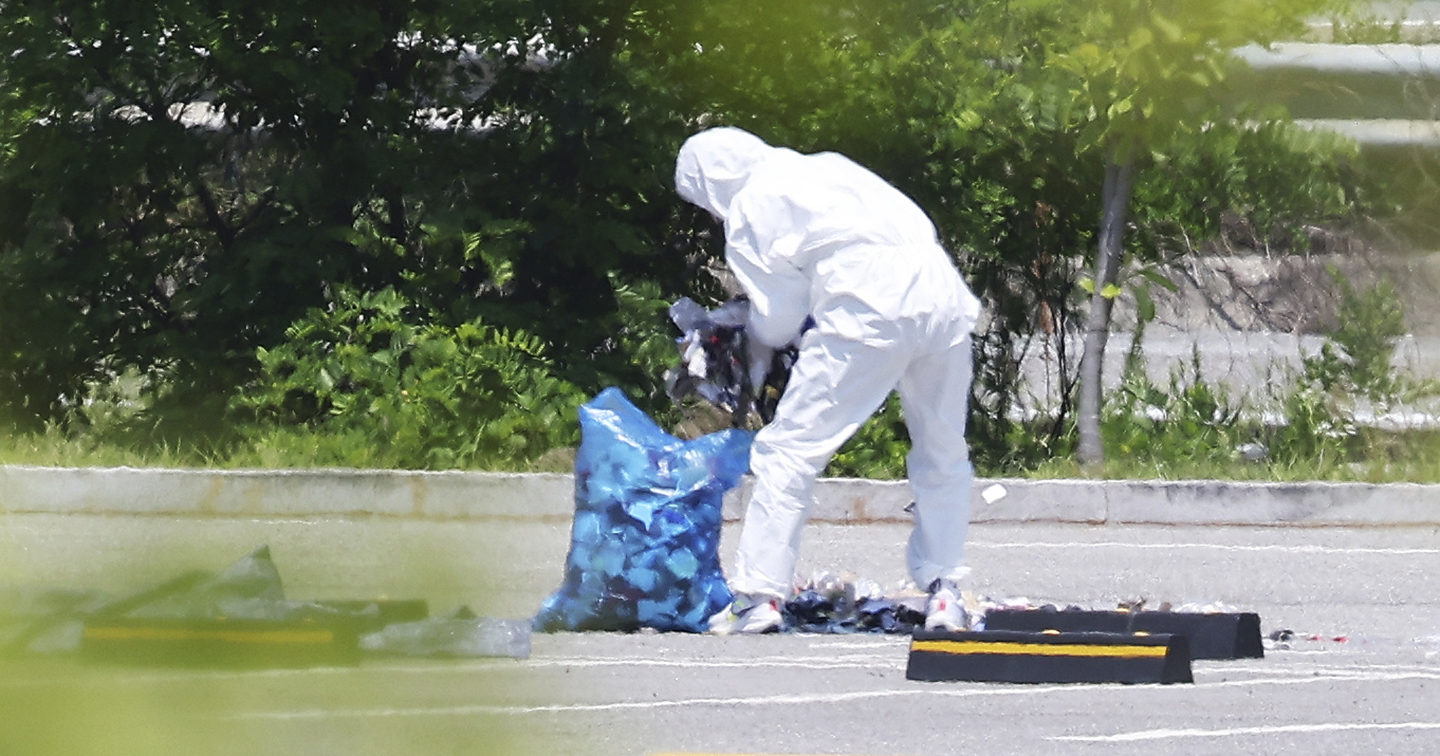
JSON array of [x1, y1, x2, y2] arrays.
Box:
[[777, 574, 932, 634], [766, 577, 1264, 636], [533, 387, 752, 633], [663, 297, 753, 423], [663, 296, 795, 426]]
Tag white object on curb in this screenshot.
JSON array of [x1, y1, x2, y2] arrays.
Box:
[[981, 483, 1008, 505]]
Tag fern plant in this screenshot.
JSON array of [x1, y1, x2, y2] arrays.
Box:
[[231, 286, 583, 469]]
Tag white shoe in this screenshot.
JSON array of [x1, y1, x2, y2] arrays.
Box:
[[709, 594, 783, 635], [924, 581, 969, 632]]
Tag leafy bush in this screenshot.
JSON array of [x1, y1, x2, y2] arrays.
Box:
[[1100, 348, 1248, 474], [0, 0, 1387, 476], [1301, 268, 1407, 401], [231, 286, 584, 469], [826, 395, 911, 479], [1133, 122, 1368, 254], [1266, 268, 1415, 469]]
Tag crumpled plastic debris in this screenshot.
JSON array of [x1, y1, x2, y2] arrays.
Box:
[[769, 573, 931, 635], [1168, 600, 1241, 614], [785, 588, 856, 633], [361, 607, 530, 658], [853, 596, 928, 634], [663, 297, 752, 420], [126, 546, 306, 621], [532, 387, 752, 633], [663, 297, 796, 425]]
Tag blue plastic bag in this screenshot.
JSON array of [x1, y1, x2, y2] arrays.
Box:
[[533, 388, 752, 633]]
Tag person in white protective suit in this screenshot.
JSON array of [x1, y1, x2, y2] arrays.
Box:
[[674, 126, 983, 634]]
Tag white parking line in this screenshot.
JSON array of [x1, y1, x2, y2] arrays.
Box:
[[227, 687, 1033, 720], [1194, 670, 1440, 689], [10, 651, 1434, 692], [520, 655, 903, 670], [1197, 661, 1440, 676], [805, 639, 910, 650], [0, 654, 906, 688], [1050, 721, 1440, 743], [972, 540, 1440, 556], [226, 669, 1440, 721]]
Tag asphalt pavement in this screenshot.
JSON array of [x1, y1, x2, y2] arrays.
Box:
[[3, 505, 1439, 755]]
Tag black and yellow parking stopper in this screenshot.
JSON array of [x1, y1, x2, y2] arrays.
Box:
[[81, 617, 362, 668], [984, 609, 1263, 660], [314, 599, 431, 630], [905, 629, 1193, 684]]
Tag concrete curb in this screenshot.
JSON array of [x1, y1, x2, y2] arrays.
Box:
[[3, 465, 1439, 527]]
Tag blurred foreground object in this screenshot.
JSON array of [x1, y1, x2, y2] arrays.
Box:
[[2, 546, 530, 664]]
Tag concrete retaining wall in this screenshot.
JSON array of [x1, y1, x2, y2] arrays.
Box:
[[3, 465, 1438, 527]]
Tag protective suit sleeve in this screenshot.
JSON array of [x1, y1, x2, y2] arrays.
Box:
[[725, 193, 812, 349]]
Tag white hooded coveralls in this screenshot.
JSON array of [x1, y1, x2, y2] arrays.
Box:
[[675, 127, 983, 598]]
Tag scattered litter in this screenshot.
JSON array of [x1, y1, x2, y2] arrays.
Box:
[[1264, 627, 1358, 651], [776, 572, 914, 634], [761, 586, 1261, 637], [1235, 442, 1269, 462]]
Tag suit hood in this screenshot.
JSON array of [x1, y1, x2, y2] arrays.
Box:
[[674, 127, 779, 222]]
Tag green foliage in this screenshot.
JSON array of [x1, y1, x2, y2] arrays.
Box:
[[1302, 268, 1407, 401], [1266, 269, 1414, 468], [1102, 352, 1247, 472], [0, 0, 699, 435], [1064, 269, 1433, 479], [1133, 122, 1368, 252], [826, 395, 911, 479], [1265, 384, 1357, 470], [1041, 0, 1350, 159], [0, 0, 1383, 474], [231, 286, 583, 469], [1321, 7, 1418, 44], [1032, 0, 1360, 466]]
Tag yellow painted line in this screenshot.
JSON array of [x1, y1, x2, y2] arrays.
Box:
[[911, 639, 1168, 658], [83, 626, 334, 645]]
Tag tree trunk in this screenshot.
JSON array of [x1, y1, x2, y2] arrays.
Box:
[[1076, 157, 1135, 469]]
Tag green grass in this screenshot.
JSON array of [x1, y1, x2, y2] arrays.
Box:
[[7, 422, 1440, 483], [0, 425, 202, 469], [1025, 450, 1440, 484], [0, 426, 578, 473]]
